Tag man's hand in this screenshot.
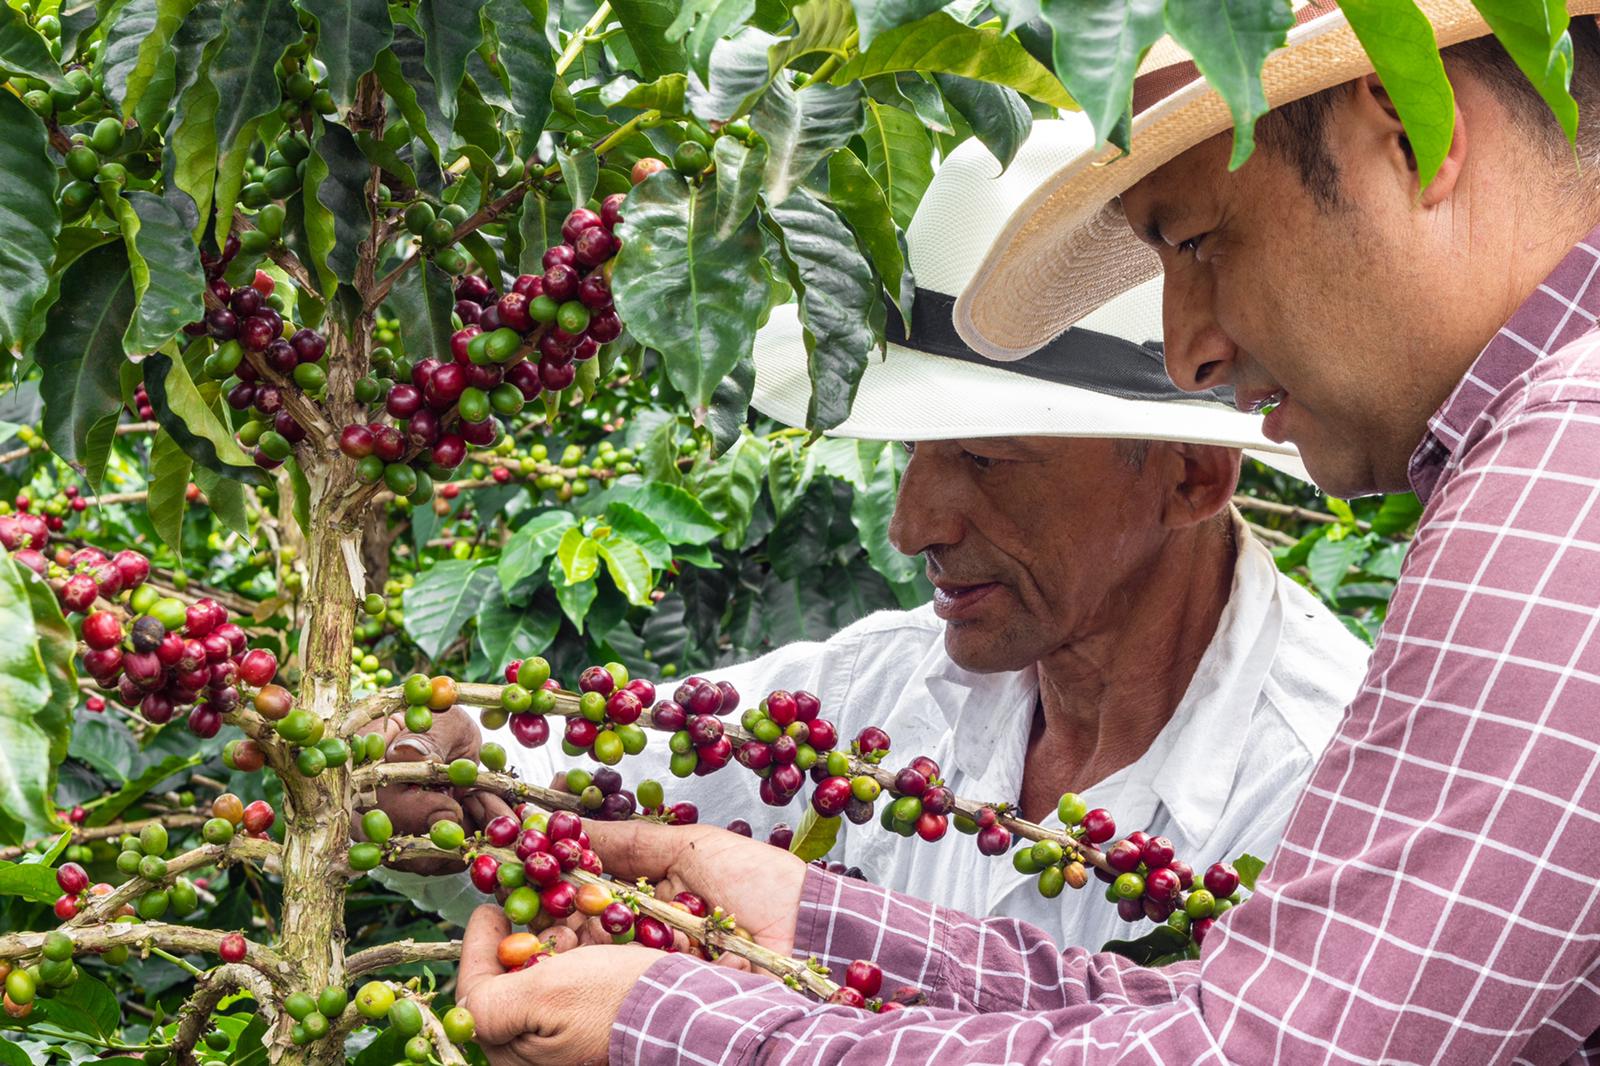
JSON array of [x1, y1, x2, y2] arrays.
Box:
[[354, 708, 515, 874], [579, 819, 808, 957], [457, 905, 662, 1066]]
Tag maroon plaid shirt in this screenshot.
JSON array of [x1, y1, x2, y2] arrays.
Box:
[[610, 228, 1600, 1065]]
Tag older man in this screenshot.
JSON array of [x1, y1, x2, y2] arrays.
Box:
[[452, 7, 1600, 1066], [376, 124, 1364, 958]]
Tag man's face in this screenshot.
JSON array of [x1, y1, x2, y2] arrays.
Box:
[[1120, 119, 1486, 496], [887, 436, 1190, 672]]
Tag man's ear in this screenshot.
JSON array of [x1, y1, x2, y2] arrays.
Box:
[[1157, 443, 1240, 530], [1350, 72, 1468, 206]]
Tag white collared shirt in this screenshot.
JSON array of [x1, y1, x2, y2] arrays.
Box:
[[381, 514, 1369, 951]]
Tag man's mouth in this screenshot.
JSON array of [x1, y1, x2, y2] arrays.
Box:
[[931, 581, 1000, 620], [1236, 387, 1288, 415]]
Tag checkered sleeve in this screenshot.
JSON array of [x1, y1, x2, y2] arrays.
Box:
[[611, 367, 1600, 1065]]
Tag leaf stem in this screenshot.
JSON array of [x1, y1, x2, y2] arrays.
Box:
[[150, 945, 205, 978], [556, 1, 614, 77], [0, 1025, 169, 1052]]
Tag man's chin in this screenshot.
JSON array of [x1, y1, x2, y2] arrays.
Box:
[[1298, 443, 1405, 499], [941, 627, 1033, 675]]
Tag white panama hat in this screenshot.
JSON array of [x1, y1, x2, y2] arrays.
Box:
[[750, 118, 1311, 482]]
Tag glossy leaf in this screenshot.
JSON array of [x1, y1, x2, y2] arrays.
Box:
[[1340, 0, 1454, 190], [0, 92, 59, 352], [667, 0, 756, 83], [1162, 0, 1293, 170], [0, 4, 68, 89], [851, 444, 921, 588], [693, 432, 770, 547], [597, 535, 654, 605], [750, 75, 864, 206], [611, 0, 690, 79], [488, 0, 555, 149], [192, 463, 253, 538], [557, 147, 599, 210], [475, 582, 561, 672], [1038, 0, 1161, 148], [301, 0, 393, 111], [148, 431, 194, 554], [608, 482, 723, 543], [208, 0, 301, 236], [849, 0, 944, 49], [389, 260, 457, 365], [687, 27, 781, 121], [117, 191, 206, 356], [712, 135, 768, 238], [834, 12, 1075, 109], [37, 243, 135, 485], [85, 753, 203, 827], [1100, 923, 1189, 964], [789, 806, 841, 860], [377, 28, 450, 160], [601, 502, 672, 567], [103, 0, 188, 125], [417, 0, 488, 135], [498, 510, 580, 592], [168, 1, 227, 231], [402, 559, 498, 659], [768, 0, 856, 76], [601, 73, 688, 114], [1234, 852, 1267, 891], [612, 171, 770, 416], [557, 526, 601, 584], [0, 557, 70, 845], [861, 97, 932, 228], [1307, 531, 1371, 602], [765, 189, 882, 429], [935, 74, 1031, 169], [141, 347, 261, 480], [0, 859, 60, 904], [551, 555, 598, 629], [1475, 0, 1581, 142], [311, 120, 370, 286], [825, 148, 909, 316]]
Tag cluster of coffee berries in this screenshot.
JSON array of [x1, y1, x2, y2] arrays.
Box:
[[630, 777, 700, 826], [104, 823, 202, 923], [1, 928, 95, 1022], [826, 960, 890, 1010], [468, 808, 602, 926], [0, 491, 76, 547], [281, 984, 353, 1047], [567, 766, 640, 821], [641, 674, 739, 778], [952, 805, 1014, 857], [129, 382, 156, 421], [867, 755, 952, 843], [725, 689, 843, 808], [562, 664, 652, 765], [350, 979, 474, 1047], [490, 657, 561, 748], [56, 111, 145, 220], [397, 672, 462, 733], [272, 702, 383, 779]]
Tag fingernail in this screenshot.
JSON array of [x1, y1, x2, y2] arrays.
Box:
[[393, 738, 434, 755]]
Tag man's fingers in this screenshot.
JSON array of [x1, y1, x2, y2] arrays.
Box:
[[579, 818, 697, 883], [457, 905, 513, 1006], [460, 789, 515, 830]]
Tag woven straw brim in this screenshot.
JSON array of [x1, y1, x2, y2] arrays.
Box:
[[750, 305, 1312, 482], [954, 0, 1600, 360]]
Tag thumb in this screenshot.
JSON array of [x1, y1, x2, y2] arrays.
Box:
[[579, 818, 701, 884]]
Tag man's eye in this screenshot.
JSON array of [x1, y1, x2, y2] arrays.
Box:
[[900, 441, 915, 455], [1176, 234, 1205, 256], [965, 452, 995, 470]]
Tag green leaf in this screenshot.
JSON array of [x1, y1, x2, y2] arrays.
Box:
[[0, 4, 69, 89], [825, 148, 909, 317], [0, 860, 60, 904], [498, 510, 579, 592], [310, 120, 370, 286], [417, 0, 487, 137], [1339, 0, 1454, 190], [667, 0, 756, 83], [37, 243, 135, 486], [608, 482, 722, 542], [1475, 0, 1581, 143], [376, 28, 449, 161], [0, 555, 72, 845], [1233, 852, 1266, 891], [488, 0, 554, 149], [1100, 923, 1189, 964], [191, 464, 253, 538], [933, 75, 1030, 169], [712, 135, 768, 238], [0, 93, 59, 351], [788, 806, 840, 861], [610, 0, 689, 80], [597, 536, 654, 605], [402, 559, 498, 659], [612, 171, 770, 416], [474, 582, 560, 672], [209, 0, 301, 235], [301, 0, 393, 111], [693, 432, 770, 547], [601, 502, 672, 567], [1371, 492, 1423, 536], [103, 0, 188, 125], [850, 440, 920, 585], [601, 73, 689, 114], [848, 0, 943, 49], [142, 348, 262, 480], [85, 753, 203, 827], [764, 189, 882, 429], [833, 12, 1075, 110], [687, 26, 781, 121], [551, 555, 597, 629], [38, 974, 119, 1040], [389, 259, 457, 365], [169, 4, 227, 232], [767, 0, 855, 77], [557, 147, 599, 210], [750, 76, 864, 206], [117, 191, 207, 356], [1161, 0, 1293, 171], [146, 431, 194, 555], [20, 227, 119, 355], [860, 98, 932, 229], [1038, 0, 1161, 148], [1307, 532, 1369, 602], [557, 526, 601, 584]]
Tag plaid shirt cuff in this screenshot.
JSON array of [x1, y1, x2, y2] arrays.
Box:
[[793, 867, 958, 1004], [609, 953, 813, 1066]]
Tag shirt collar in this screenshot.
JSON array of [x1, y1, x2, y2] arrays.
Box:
[[922, 510, 1283, 846], [1409, 227, 1600, 503]]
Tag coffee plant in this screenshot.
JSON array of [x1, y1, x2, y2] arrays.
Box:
[[0, 0, 1568, 1061]]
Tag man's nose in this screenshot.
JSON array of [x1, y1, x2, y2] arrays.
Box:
[[1161, 268, 1237, 393], [889, 449, 962, 557]]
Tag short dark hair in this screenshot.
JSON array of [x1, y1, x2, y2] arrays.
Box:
[[1259, 15, 1600, 208]]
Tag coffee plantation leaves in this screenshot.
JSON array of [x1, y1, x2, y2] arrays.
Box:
[[848, 0, 945, 49], [825, 148, 909, 317], [764, 189, 882, 430], [613, 171, 769, 417], [141, 346, 263, 483], [402, 559, 498, 659], [597, 535, 654, 605], [416, 0, 488, 139], [147, 430, 194, 554], [667, 0, 756, 83], [0, 557, 75, 845], [474, 582, 561, 674], [0, 92, 59, 353], [687, 27, 781, 121], [834, 12, 1076, 109], [861, 96, 932, 229], [309, 120, 370, 288], [117, 191, 207, 356], [390, 259, 457, 366], [557, 526, 601, 584], [207, 0, 301, 237], [101, 0, 182, 128], [749, 76, 865, 207], [1162, 0, 1293, 170], [789, 805, 841, 861], [932, 74, 1031, 169], [712, 135, 768, 238], [1038, 0, 1162, 149], [1340, 0, 1455, 191], [300, 0, 393, 112], [487, 0, 555, 149], [37, 242, 136, 486], [611, 0, 690, 80], [377, 28, 450, 161], [0, 4, 68, 89], [498, 510, 580, 592], [607, 481, 722, 543], [1475, 0, 1582, 142]]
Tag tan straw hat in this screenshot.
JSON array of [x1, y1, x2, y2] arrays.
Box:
[[953, 0, 1600, 360], [751, 121, 1311, 482]]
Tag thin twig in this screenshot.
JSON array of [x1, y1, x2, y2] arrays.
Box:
[[171, 963, 280, 1066]]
